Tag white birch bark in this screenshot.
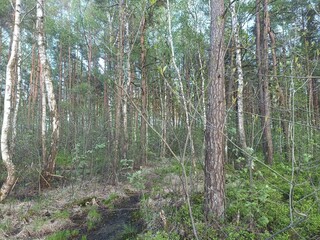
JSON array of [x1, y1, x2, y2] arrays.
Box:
[[41, 68, 47, 167], [231, 2, 247, 150], [11, 40, 22, 152], [122, 7, 131, 160], [37, 0, 59, 185], [0, 0, 21, 201]]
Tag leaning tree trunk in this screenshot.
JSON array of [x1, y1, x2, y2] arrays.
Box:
[[37, 0, 60, 188], [205, 0, 226, 220], [0, 0, 21, 202]]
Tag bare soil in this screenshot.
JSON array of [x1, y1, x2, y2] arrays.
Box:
[[0, 179, 142, 240]]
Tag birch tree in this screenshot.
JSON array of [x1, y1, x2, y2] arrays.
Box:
[[37, 0, 60, 188], [231, 2, 247, 152], [0, 0, 21, 202]]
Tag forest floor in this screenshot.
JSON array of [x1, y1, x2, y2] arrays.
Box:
[[0, 159, 203, 240], [0, 178, 144, 239]]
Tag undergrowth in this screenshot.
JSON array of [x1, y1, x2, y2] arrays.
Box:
[[137, 157, 320, 239]]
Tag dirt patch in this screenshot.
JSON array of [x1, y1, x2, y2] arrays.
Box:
[[0, 180, 142, 240], [83, 194, 144, 240]]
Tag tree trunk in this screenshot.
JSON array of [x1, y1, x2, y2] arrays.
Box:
[[139, 13, 148, 167], [113, 0, 125, 183], [231, 2, 247, 152], [122, 5, 131, 160], [37, 0, 60, 188], [256, 0, 273, 165], [27, 44, 36, 126], [205, 0, 226, 220], [0, 27, 2, 110], [269, 26, 291, 160], [167, 1, 195, 166], [11, 41, 22, 153], [40, 61, 47, 183], [0, 0, 21, 202]]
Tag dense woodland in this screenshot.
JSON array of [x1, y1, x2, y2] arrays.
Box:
[[0, 0, 320, 239]]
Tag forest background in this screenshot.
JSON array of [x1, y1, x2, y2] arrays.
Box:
[[0, 0, 320, 239]]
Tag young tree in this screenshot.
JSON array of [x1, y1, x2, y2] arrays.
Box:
[[37, 0, 60, 188], [0, 0, 21, 202], [205, 0, 226, 219]]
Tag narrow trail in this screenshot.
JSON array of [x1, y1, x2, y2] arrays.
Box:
[[81, 194, 144, 240]]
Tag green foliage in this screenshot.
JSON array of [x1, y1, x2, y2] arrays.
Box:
[[56, 152, 72, 167], [120, 159, 134, 171], [102, 193, 120, 209], [52, 210, 70, 220], [86, 206, 102, 231], [119, 224, 139, 239], [46, 229, 80, 240], [127, 170, 146, 190], [137, 230, 180, 240]]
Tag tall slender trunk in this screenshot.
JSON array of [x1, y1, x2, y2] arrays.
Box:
[[231, 2, 247, 151], [113, 0, 125, 182], [262, 0, 273, 165], [58, 41, 63, 114], [167, 0, 195, 166], [205, 0, 226, 219], [256, 0, 273, 165], [269, 27, 290, 160], [0, 0, 21, 202], [37, 0, 60, 187], [27, 44, 36, 126], [139, 13, 148, 167], [40, 61, 47, 178], [122, 5, 131, 160], [160, 79, 167, 158], [11, 40, 22, 154]]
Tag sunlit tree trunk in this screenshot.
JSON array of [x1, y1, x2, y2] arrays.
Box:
[[205, 0, 226, 219], [0, 0, 21, 202], [11, 41, 22, 152], [231, 2, 247, 151], [123, 5, 131, 160], [37, 0, 60, 188]]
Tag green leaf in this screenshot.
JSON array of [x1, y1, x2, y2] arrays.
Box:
[[258, 216, 269, 227]]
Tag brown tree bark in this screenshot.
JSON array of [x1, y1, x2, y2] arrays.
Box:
[[139, 13, 148, 167], [256, 0, 273, 165], [205, 0, 226, 220]]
